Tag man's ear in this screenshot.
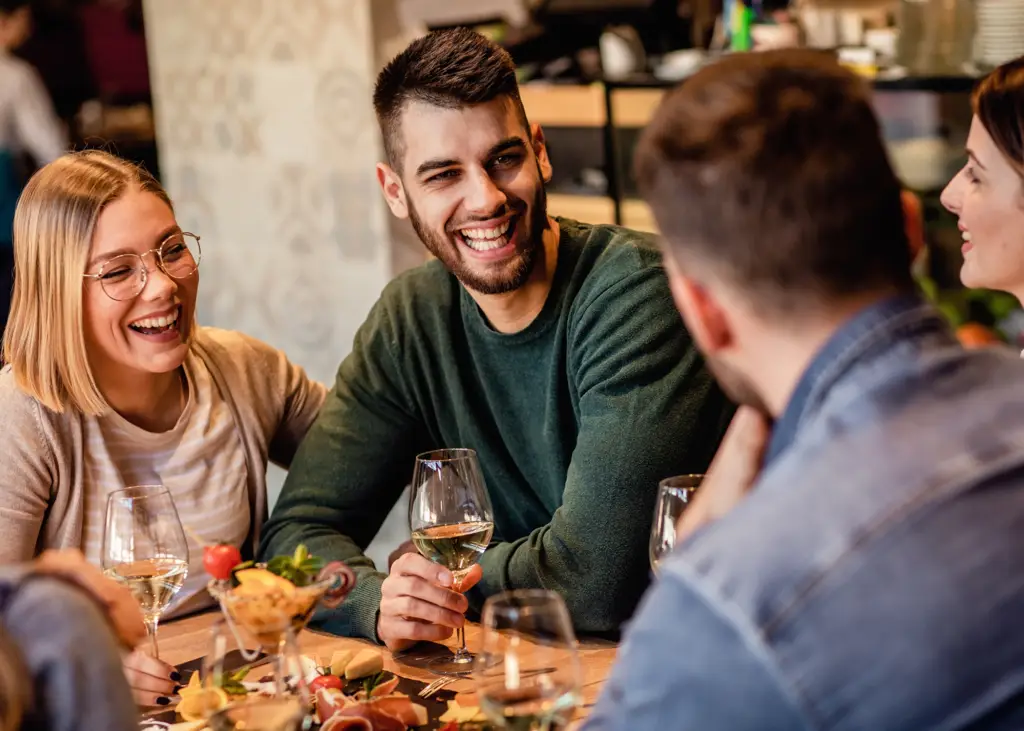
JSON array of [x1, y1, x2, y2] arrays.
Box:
[[901, 188, 924, 260], [376, 162, 409, 219], [530, 123, 553, 183], [664, 256, 733, 357]]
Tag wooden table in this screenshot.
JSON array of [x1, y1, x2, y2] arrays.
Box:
[[160, 611, 618, 724]]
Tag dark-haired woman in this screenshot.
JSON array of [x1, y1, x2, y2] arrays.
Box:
[[941, 57, 1024, 313]]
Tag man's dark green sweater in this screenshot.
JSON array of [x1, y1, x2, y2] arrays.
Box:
[[259, 218, 733, 641]]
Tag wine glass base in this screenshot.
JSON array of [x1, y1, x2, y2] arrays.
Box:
[[427, 653, 477, 677]]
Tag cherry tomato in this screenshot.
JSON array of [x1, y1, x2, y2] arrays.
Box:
[[202, 543, 243, 580], [309, 674, 344, 693]]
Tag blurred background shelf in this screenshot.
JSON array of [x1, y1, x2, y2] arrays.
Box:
[[519, 83, 606, 127]]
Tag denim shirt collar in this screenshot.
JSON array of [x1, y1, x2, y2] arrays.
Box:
[[764, 294, 939, 466]]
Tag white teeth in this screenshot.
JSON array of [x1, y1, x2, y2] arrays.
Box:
[[962, 230, 972, 242], [459, 221, 510, 241], [131, 309, 179, 329], [458, 221, 511, 251]]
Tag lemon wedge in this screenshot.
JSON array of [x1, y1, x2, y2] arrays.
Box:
[[178, 670, 203, 698], [177, 687, 228, 722], [234, 568, 295, 594]]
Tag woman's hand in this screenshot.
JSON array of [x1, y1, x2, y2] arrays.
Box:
[[123, 649, 180, 707]]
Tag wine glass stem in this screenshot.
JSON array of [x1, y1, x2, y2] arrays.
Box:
[[145, 618, 160, 660], [454, 625, 468, 660], [275, 639, 288, 697], [451, 571, 470, 661]]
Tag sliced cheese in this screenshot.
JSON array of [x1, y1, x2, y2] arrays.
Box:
[[459, 706, 487, 723], [439, 701, 460, 723], [439, 700, 486, 724], [411, 703, 429, 727], [329, 649, 355, 677], [344, 648, 383, 680]]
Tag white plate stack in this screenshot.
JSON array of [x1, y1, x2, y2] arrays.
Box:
[[975, 0, 1024, 68]]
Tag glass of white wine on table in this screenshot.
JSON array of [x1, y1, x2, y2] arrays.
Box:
[[101, 484, 189, 659], [409, 448, 495, 676], [474, 590, 582, 731]]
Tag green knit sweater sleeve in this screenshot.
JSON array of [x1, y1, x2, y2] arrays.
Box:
[[258, 292, 424, 641], [473, 258, 732, 632]]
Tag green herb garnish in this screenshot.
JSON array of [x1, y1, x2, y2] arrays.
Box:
[[362, 670, 386, 697], [214, 664, 251, 696], [264, 544, 324, 587]]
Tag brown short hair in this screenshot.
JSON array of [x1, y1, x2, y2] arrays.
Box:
[[3, 150, 176, 415], [372, 27, 528, 171], [973, 55, 1024, 181], [635, 49, 913, 316]]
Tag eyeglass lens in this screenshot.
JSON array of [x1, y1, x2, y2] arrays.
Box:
[[97, 233, 200, 301]]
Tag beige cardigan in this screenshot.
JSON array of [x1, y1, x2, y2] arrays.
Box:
[[0, 327, 327, 563]]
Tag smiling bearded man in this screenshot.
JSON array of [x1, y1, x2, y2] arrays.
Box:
[[259, 27, 735, 650]]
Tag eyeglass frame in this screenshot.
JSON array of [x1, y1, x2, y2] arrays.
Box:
[[82, 232, 202, 302]]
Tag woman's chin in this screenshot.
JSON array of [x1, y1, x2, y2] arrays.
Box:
[[959, 261, 984, 291], [131, 343, 190, 375]]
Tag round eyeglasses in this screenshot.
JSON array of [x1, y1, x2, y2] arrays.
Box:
[[82, 232, 201, 301]]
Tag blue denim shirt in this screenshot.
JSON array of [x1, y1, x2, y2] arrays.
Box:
[[584, 296, 1024, 730], [0, 567, 137, 731]]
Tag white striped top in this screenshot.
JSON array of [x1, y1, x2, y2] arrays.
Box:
[[81, 349, 250, 618]]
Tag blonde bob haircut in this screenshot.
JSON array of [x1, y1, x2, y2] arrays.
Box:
[[2, 150, 174, 415]]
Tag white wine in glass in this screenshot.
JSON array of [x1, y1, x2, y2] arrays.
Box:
[[102, 484, 189, 658], [409, 448, 494, 675], [649, 474, 702, 575], [474, 590, 582, 731]]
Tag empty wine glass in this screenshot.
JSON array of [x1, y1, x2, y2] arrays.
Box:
[[409, 448, 495, 675], [474, 590, 582, 730], [207, 621, 310, 729], [201, 618, 310, 727], [101, 484, 189, 658], [649, 474, 702, 575]]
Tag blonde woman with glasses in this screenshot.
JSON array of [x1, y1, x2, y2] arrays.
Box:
[[0, 150, 326, 707]]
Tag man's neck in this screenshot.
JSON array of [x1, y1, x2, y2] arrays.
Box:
[[467, 216, 560, 334], [94, 366, 186, 432], [751, 290, 905, 419]]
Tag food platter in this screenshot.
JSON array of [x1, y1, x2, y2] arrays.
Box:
[[139, 660, 471, 730], [139, 545, 496, 730]]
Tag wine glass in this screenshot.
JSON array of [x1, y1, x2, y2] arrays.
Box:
[[101, 484, 190, 659], [204, 621, 309, 730], [409, 448, 495, 675], [473, 590, 582, 731], [648, 474, 703, 575]]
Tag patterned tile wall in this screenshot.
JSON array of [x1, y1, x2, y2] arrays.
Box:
[[143, 0, 422, 567]]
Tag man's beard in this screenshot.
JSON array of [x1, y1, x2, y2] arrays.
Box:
[[706, 354, 770, 416], [407, 181, 549, 296]]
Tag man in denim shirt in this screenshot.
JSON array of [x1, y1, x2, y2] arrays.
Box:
[[0, 551, 141, 730], [584, 50, 1024, 730]]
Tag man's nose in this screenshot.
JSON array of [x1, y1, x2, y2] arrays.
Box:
[[464, 170, 507, 216]]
